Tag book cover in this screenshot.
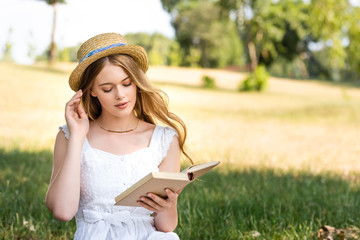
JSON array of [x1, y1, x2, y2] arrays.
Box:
[[114, 161, 220, 206]]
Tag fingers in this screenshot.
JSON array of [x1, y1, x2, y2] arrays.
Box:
[[138, 197, 161, 212], [65, 90, 86, 119], [137, 189, 178, 213], [66, 90, 82, 107], [165, 189, 179, 202], [77, 101, 87, 119], [66, 99, 81, 118], [66, 90, 81, 108], [71, 89, 83, 101], [138, 193, 165, 211], [149, 192, 169, 207]]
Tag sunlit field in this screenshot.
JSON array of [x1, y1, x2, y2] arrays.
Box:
[[1, 62, 359, 239]]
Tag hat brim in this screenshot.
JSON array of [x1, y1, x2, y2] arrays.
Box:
[[69, 45, 148, 91]]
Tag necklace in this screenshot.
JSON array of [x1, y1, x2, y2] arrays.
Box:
[[99, 119, 140, 133]]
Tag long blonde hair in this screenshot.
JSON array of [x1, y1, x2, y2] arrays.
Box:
[[79, 54, 193, 164]]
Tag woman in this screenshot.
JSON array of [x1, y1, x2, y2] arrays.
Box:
[[46, 33, 192, 240]]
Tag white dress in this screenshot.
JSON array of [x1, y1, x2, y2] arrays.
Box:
[[60, 125, 180, 240]]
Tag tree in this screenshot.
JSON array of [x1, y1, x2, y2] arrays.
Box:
[[218, 0, 309, 71], [219, 0, 360, 80], [36, 0, 66, 65], [346, 6, 360, 78], [162, 0, 360, 80], [306, 0, 352, 80], [27, 31, 37, 60], [2, 28, 14, 62], [161, 0, 244, 68]]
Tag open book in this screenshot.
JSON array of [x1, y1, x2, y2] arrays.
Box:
[[114, 161, 220, 206]]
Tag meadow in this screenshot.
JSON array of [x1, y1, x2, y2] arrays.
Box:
[[0, 62, 359, 239]]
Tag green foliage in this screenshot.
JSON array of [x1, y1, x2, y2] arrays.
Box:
[[36, 43, 58, 62], [269, 57, 309, 79], [168, 41, 181, 66], [346, 6, 360, 78], [125, 32, 153, 53], [164, 0, 244, 68], [221, 22, 245, 67], [218, 0, 310, 70], [239, 65, 269, 92], [125, 32, 178, 66], [27, 31, 37, 60], [36, 0, 66, 4], [201, 75, 216, 89], [2, 28, 14, 62], [217, 0, 360, 81], [307, 0, 349, 71], [57, 45, 80, 62], [184, 47, 201, 67], [57, 48, 70, 62], [149, 33, 174, 65]]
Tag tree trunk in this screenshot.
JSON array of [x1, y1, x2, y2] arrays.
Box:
[[297, 53, 309, 79], [49, 2, 57, 65], [248, 40, 258, 71], [200, 40, 208, 68]]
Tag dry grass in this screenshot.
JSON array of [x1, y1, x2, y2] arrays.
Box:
[[0, 63, 72, 150], [1, 62, 360, 177]]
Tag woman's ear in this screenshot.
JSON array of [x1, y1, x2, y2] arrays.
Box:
[[90, 90, 96, 97]]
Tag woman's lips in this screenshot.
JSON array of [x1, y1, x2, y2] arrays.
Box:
[[115, 102, 128, 109]]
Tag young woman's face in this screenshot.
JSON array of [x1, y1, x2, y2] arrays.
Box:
[[90, 61, 137, 119]]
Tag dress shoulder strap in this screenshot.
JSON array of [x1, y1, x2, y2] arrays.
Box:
[[151, 125, 178, 166], [59, 124, 70, 139]]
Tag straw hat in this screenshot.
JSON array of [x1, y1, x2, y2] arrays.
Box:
[[69, 32, 148, 91]]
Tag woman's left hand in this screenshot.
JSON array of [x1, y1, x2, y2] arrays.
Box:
[[137, 189, 179, 214]]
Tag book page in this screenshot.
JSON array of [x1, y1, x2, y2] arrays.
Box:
[[186, 161, 220, 179]]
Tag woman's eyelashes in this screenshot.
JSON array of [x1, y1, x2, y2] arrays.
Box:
[[123, 80, 132, 87], [103, 88, 112, 93], [101, 81, 132, 92]]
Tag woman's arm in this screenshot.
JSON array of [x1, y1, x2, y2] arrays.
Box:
[[45, 131, 83, 221], [45, 90, 89, 221], [137, 135, 181, 232]]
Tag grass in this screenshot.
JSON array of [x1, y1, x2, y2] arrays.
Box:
[[178, 169, 359, 239], [1, 148, 359, 239], [0, 62, 360, 239], [0, 149, 76, 239]]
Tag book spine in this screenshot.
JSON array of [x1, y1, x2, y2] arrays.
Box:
[[187, 172, 195, 181]]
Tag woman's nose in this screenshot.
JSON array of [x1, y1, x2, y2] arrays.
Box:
[[115, 87, 124, 100]]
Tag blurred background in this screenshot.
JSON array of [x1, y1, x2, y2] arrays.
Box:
[[1, 0, 360, 239], [2, 0, 360, 81]]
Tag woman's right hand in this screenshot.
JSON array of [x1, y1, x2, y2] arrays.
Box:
[[65, 90, 89, 139]]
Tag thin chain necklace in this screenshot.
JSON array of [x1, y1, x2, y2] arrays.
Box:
[[99, 119, 140, 134]]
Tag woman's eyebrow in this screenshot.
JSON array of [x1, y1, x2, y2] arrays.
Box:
[[121, 76, 130, 82], [98, 76, 130, 86]]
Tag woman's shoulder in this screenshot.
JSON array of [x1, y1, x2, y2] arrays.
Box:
[[143, 123, 177, 138], [58, 124, 70, 139], [139, 121, 175, 134], [153, 125, 178, 147], [138, 122, 177, 145], [159, 125, 177, 136]]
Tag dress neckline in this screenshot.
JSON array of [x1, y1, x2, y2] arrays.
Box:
[[84, 125, 159, 158]]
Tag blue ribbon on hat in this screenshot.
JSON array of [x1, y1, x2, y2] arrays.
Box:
[[80, 43, 127, 63]]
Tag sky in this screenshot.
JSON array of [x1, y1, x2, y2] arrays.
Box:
[[0, 0, 175, 64]]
